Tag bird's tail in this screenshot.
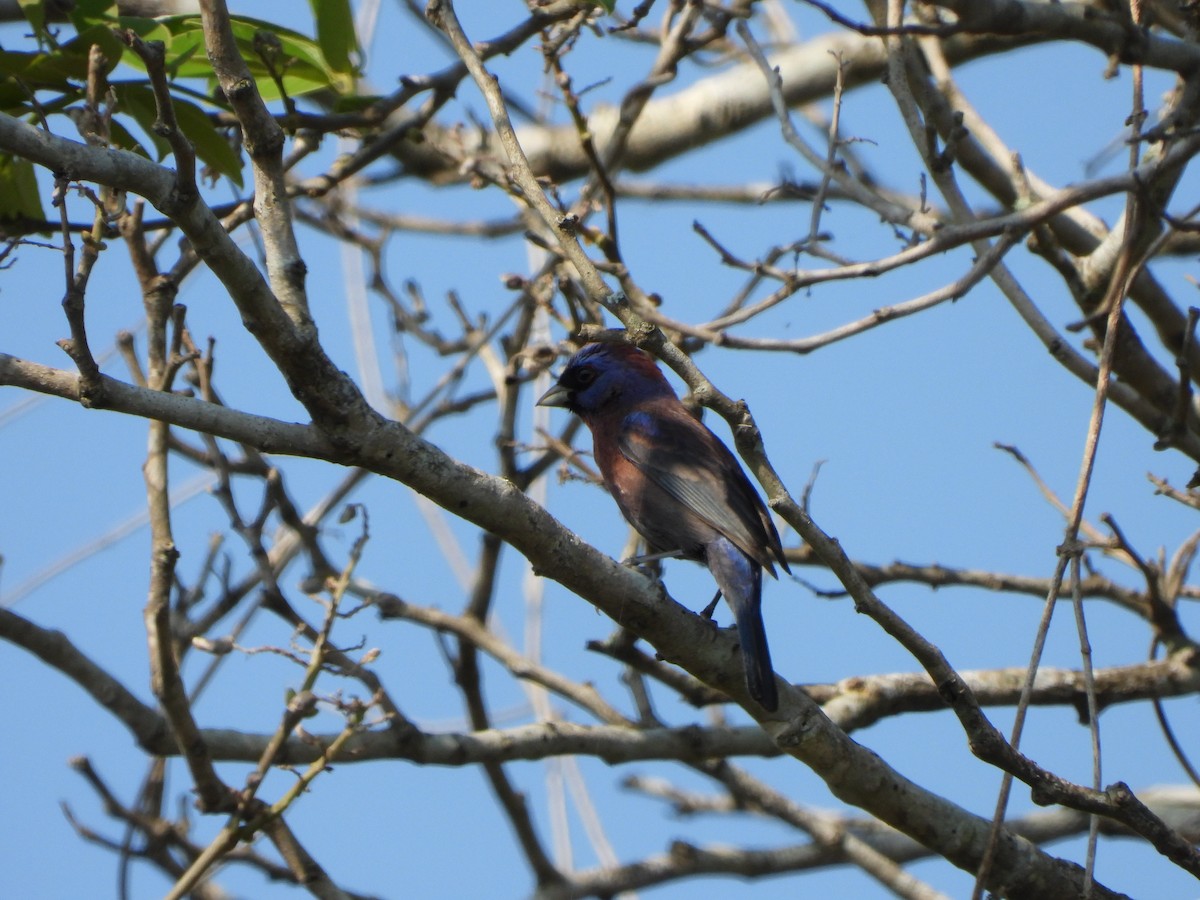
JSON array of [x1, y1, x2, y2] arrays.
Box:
[[708, 540, 778, 711], [732, 572, 777, 712]]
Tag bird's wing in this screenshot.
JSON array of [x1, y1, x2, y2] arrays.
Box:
[[617, 409, 778, 571]]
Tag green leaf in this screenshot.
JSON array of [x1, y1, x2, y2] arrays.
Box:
[[0, 86, 32, 114], [331, 93, 384, 114], [111, 82, 172, 160], [0, 154, 45, 222], [0, 25, 124, 96], [226, 16, 355, 97], [61, 24, 127, 78], [0, 49, 84, 91], [105, 117, 152, 159], [15, 0, 46, 39], [172, 96, 244, 187], [69, 0, 119, 29], [115, 17, 173, 47], [134, 15, 356, 99], [112, 79, 246, 186], [307, 0, 359, 75], [165, 42, 202, 81]]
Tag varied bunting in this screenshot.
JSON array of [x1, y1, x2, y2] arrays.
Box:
[[538, 341, 789, 711]]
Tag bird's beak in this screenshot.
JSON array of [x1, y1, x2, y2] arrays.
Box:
[[537, 382, 571, 408]]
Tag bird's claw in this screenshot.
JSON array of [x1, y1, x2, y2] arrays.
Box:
[[621, 557, 661, 579], [622, 549, 685, 567]]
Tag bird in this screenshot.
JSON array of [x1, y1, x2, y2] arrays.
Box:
[[538, 339, 790, 711]]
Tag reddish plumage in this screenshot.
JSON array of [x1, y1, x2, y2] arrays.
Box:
[[538, 340, 789, 710]]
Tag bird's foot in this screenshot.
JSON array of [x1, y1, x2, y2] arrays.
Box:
[[621, 548, 686, 567]]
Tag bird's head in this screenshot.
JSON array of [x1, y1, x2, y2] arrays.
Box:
[[537, 341, 674, 416]]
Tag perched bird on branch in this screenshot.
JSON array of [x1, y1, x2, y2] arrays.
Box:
[[538, 340, 789, 711]]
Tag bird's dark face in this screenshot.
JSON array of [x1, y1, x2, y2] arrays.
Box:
[[537, 342, 672, 416]]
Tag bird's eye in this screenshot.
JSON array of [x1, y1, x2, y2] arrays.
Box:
[[574, 366, 597, 386]]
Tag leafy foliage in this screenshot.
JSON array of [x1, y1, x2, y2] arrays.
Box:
[[0, 0, 362, 218]]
